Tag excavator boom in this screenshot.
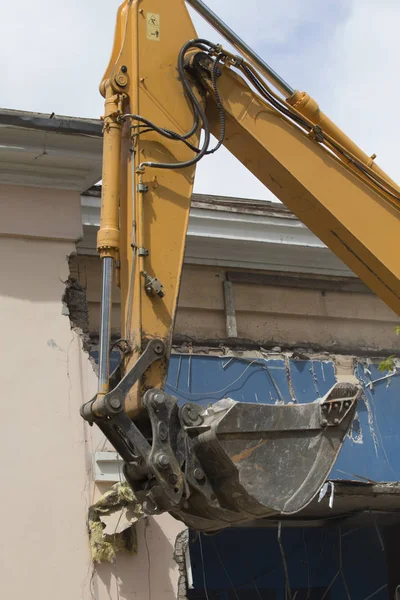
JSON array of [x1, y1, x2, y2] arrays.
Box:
[[81, 0, 400, 531]]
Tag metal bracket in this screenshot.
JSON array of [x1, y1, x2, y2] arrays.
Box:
[[141, 271, 165, 298], [178, 403, 227, 508], [130, 244, 149, 257], [309, 125, 324, 143], [95, 407, 152, 468], [80, 339, 167, 496], [140, 389, 185, 510], [81, 338, 165, 421]]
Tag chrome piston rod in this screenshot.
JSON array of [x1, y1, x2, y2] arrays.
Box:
[[98, 256, 113, 394], [186, 0, 294, 98]]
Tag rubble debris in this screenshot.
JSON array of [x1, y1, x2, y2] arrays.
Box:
[[174, 529, 190, 600], [62, 275, 91, 354]]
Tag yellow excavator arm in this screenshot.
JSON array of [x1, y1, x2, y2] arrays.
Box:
[[81, 0, 400, 531]]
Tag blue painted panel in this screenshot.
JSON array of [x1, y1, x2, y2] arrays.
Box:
[[288, 360, 335, 403], [332, 363, 400, 482], [166, 355, 292, 406], [165, 355, 400, 483], [166, 355, 338, 406], [188, 525, 388, 599]]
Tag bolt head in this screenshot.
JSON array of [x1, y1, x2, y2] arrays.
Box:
[[182, 405, 203, 427], [169, 473, 178, 485], [187, 410, 196, 422], [143, 499, 158, 514], [115, 73, 128, 87], [157, 454, 170, 468], [321, 419, 328, 427], [121, 65, 128, 73], [334, 418, 340, 425], [194, 468, 205, 481], [109, 396, 122, 410], [322, 404, 328, 412], [152, 392, 165, 410]]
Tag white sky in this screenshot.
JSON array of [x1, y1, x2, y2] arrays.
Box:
[[1, 0, 398, 200]]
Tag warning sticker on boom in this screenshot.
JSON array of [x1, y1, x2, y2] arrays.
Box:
[[146, 13, 160, 41]]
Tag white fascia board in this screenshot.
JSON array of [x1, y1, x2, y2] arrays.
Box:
[[185, 241, 352, 276], [0, 127, 102, 191], [79, 194, 352, 276], [81, 196, 321, 248], [187, 207, 325, 248]]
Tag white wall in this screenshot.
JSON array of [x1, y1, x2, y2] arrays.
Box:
[[94, 514, 186, 600], [0, 183, 185, 600], [0, 244, 96, 597]]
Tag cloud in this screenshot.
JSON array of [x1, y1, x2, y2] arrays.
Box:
[[0, 0, 396, 197], [322, 0, 400, 182], [0, 0, 121, 118], [190, 0, 346, 48]]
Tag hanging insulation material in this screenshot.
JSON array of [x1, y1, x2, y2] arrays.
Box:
[[88, 482, 143, 563]]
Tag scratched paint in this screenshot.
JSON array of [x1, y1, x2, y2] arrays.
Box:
[[231, 439, 269, 463], [361, 391, 379, 456], [347, 411, 363, 445]]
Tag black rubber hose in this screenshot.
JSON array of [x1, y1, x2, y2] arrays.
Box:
[[138, 39, 219, 170]]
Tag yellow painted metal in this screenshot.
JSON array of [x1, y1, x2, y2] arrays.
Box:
[[100, 0, 400, 419], [287, 90, 400, 194], [100, 0, 199, 416], [97, 83, 124, 261], [201, 65, 400, 315]]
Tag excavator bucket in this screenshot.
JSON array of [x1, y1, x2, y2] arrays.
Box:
[[82, 342, 361, 532], [168, 382, 361, 531]]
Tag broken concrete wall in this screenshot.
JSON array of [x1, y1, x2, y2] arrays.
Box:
[[71, 256, 400, 355], [62, 271, 91, 353]]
